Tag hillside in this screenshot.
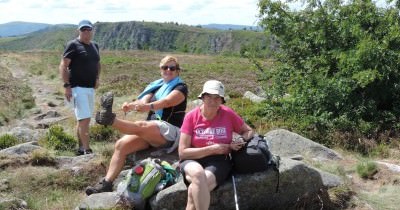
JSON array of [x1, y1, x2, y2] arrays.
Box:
[[0, 21, 51, 37], [0, 21, 271, 55], [0, 51, 399, 209]]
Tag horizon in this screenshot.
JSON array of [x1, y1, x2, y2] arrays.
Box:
[[0, 0, 260, 26], [1, 20, 259, 27]]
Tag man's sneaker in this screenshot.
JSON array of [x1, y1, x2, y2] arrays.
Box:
[[76, 148, 93, 156], [85, 178, 113, 196], [95, 91, 116, 125]]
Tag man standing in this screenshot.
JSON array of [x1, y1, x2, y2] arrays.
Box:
[[59, 20, 100, 155]]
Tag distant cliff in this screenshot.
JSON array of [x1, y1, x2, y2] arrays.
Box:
[[94, 21, 268, 54], [0, 21, 271, 56]]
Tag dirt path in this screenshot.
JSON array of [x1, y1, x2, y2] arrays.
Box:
[[0, 53, 71, 133]]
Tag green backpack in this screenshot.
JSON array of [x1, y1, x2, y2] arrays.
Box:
[[116, 158, 178, 209]]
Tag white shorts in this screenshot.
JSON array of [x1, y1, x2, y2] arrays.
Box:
[[71, 87, 95, 120]]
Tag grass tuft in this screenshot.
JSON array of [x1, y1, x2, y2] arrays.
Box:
[[356, 161, 378, 179]]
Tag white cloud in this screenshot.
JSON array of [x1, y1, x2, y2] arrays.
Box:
[[0, 0, 259, 25]]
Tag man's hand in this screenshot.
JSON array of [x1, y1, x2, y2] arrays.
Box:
[[95, 78, 100, 89], [65, 87, 72, 101]]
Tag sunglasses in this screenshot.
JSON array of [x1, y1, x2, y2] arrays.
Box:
[[80, 27, 93, 32], [161, 65, 178, 71]]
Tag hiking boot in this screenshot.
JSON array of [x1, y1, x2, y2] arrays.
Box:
[[95, 91, 116, 125], [85, 178, 113, 196], [76, 148, 93, 156], [95, 111, 116, 125], [101, 91, 114, 111]]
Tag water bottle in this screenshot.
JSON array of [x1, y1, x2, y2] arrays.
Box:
[[129, 165, 144, 192], [154, 182, 166, 193]]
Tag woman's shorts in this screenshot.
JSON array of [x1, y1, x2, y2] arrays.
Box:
[[180, 155, 232, 187], [154, 120, 180, 153]]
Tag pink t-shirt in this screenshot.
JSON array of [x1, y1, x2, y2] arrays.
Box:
[[180, 105, 244, 148]]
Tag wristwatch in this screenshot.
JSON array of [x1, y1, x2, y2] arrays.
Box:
[[63, 83, 71, 88]]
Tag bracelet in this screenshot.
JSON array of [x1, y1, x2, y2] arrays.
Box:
[[150, 103, 155, 111]]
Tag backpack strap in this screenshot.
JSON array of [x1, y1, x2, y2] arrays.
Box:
[[259, 135, 280, 193], [270, 155, 280, 193]]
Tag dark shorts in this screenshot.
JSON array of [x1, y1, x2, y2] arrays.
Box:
[[180, 155, 232, 187]]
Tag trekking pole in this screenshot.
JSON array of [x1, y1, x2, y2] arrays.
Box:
[[232, 175, 240, 210]]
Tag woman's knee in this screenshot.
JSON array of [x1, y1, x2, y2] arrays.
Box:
[[114, 136, 134, 153], [206, 173, 217, 191], [186, 167, 207, 184], [135, 120, 150, 131]]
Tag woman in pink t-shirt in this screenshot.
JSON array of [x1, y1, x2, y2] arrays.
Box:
[[179, 80, 254, 210]]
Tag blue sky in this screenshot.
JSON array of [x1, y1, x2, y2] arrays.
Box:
[[0, 0, 260, 26]]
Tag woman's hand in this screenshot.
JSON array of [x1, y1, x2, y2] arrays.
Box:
[[121, 102, 132, 113], [230, 142, 245, 151], [210, 144, 231, 155], [121, 101, 142, 113]]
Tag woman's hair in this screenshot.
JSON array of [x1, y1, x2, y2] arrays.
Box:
[[159, 55, 180, 70]]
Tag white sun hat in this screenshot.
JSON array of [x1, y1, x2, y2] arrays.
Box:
[[198, 80, 225, 100]]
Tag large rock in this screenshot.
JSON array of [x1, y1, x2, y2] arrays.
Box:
[[150, 158, 342, 210], [76, 192, 120, 210], [265, 129, 342, 161], [0, 141, 41, 157], [56, 154, 97, 174], [77, 158, 342, 209], [243, 91, 266, 103]]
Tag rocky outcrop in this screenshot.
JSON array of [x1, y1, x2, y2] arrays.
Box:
[[76, 129, 344, 210], [0, 127, 345, 210], [94, 21, 268, 54], [77, 157, 342, 210]]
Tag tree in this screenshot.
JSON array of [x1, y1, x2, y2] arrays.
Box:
[[257, 0, 400, 148]]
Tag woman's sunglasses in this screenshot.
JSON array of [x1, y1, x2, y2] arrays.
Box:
[[161, 65, 179, 71]]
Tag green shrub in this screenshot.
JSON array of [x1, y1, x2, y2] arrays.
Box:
[[0, 134, 19, 150], [227, 98, 271, 132], [369, 143, 390, 158], [257, 0, 400, 151], [40, 125, 77, 151], [30, 149, 56, 166], [356, 161, 378, 179], [89, 124, 118, 142]]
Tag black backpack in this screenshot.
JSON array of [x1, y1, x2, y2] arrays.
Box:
[[231, 134, 280, 192]]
